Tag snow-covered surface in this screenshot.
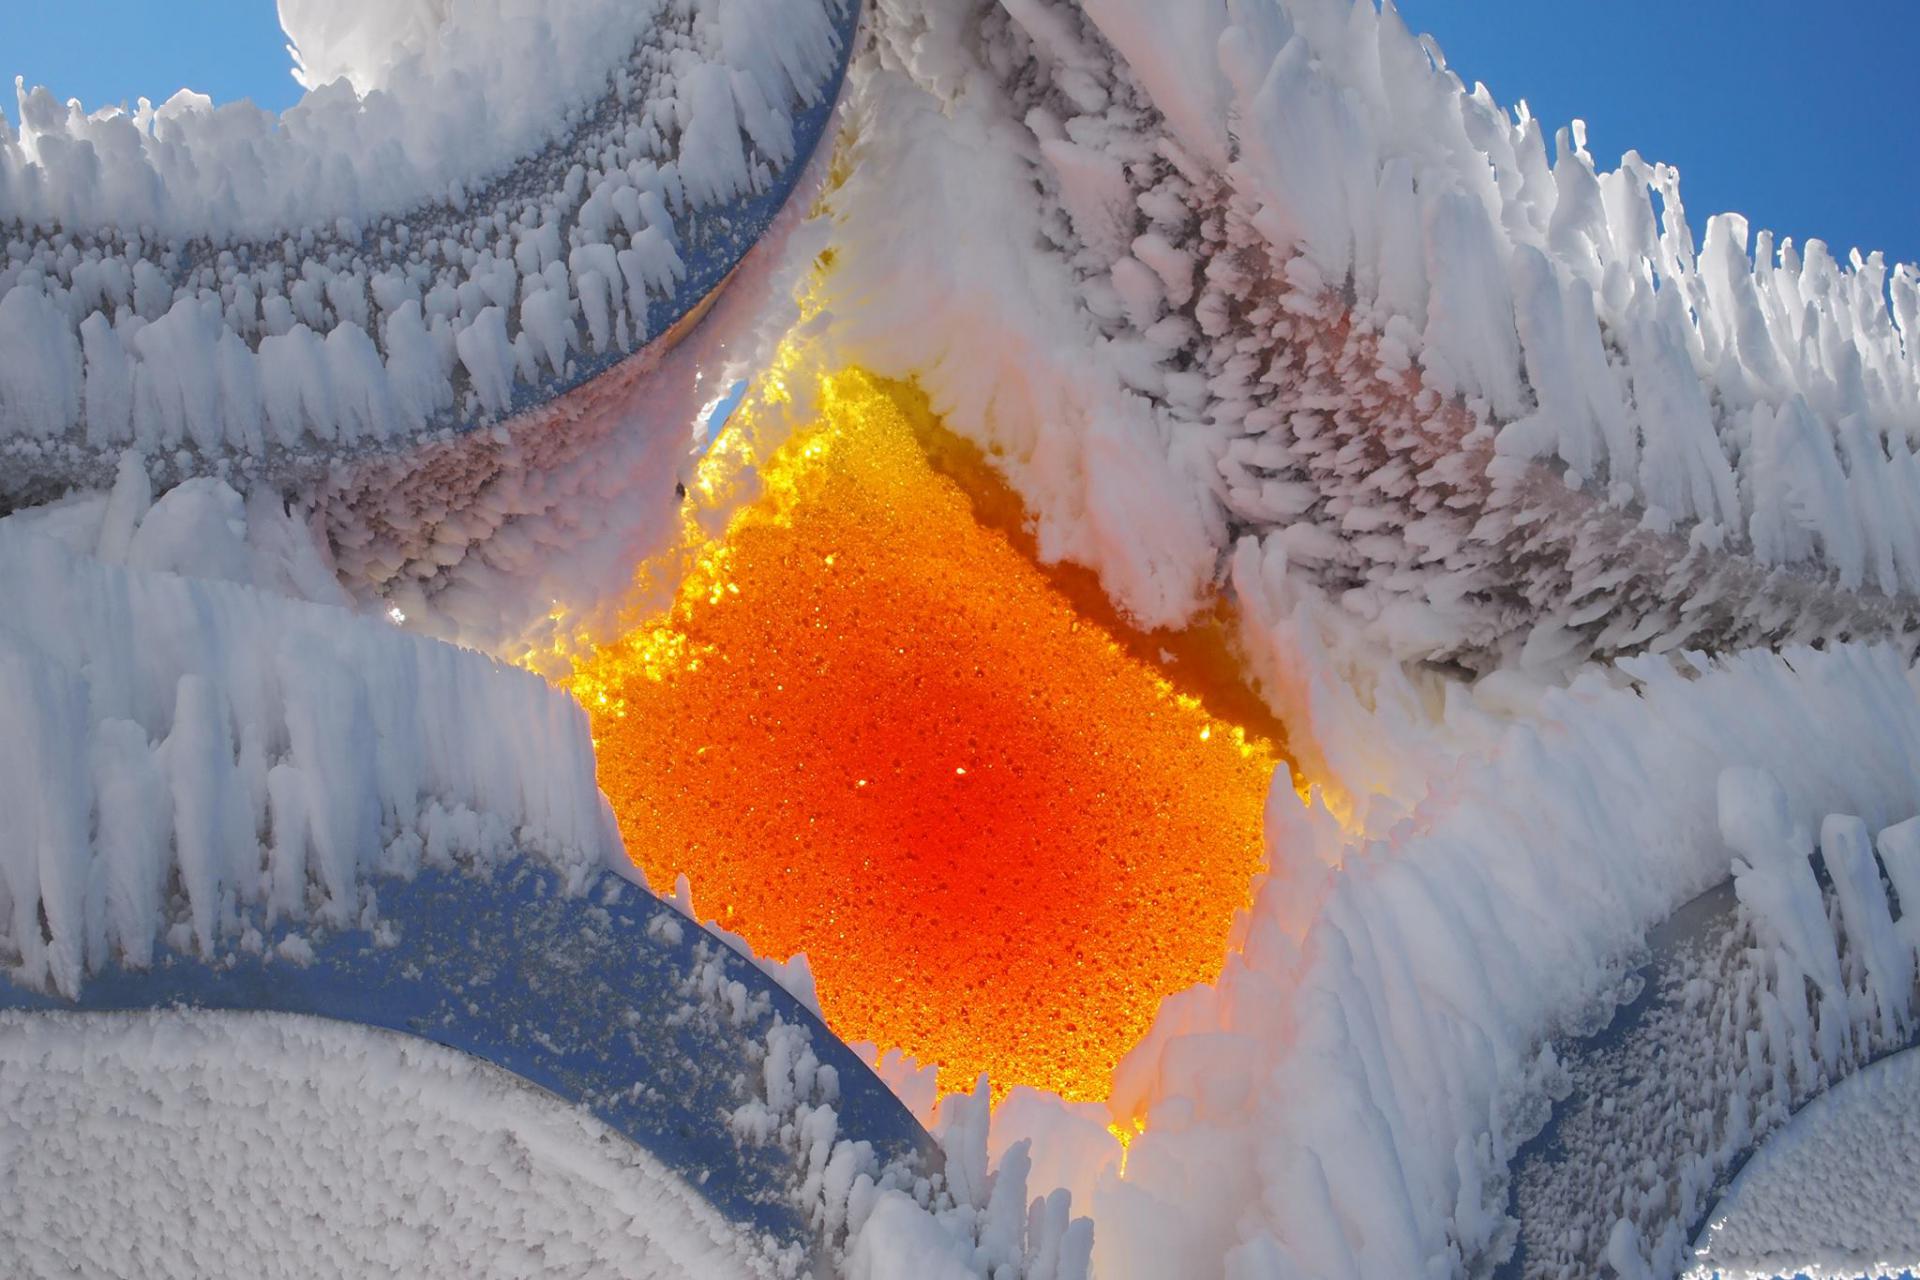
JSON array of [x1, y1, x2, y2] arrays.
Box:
[[1510, 779, 1920, 1278], [755, 15, 1920, 1262], [0, 1009, 764, 1279], [1059, 639, 1920, 1279], [0, 473, 613, 997], [317, 135, 837, 655], [9, 1, 1920, 1277], [0, 458, 1088, 1280], [826, 0, 1920, 671], [1692, 1044, 1920, 1280], [0, 0, 850, 490]]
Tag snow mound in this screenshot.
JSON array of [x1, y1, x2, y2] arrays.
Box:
[[0, 1009, 763, 1279]]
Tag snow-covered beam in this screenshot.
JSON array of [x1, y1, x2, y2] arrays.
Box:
[[0, 0, 858, 502], [1511, 785, 1920, 1278]]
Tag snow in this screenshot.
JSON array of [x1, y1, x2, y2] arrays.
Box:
[[1008, 633, 1920, 1279], [7, 0, 1920, 1277], [0, 488, 614, 995], [1691, 1044, 1920, 1279], [678, 940, 1095, 1280], [0, 0, 849, 491], [827, 0, 1920, 671], [7, 0, 826, 238], [1519, 773, 1920, 1275], [0, 1009, 765, 1279]]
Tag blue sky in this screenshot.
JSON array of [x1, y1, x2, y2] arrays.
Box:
[[3, 1, 1915, 267], [1397, 0, 1920, 269], [3, 1, 301, 119]]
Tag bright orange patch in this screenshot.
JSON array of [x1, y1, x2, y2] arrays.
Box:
[[567, 370, 1280, 1102]]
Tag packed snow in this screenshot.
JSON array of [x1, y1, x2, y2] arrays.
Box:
[[0, 1010, 767, 1279]]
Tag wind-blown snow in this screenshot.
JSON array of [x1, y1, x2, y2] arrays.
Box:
[[0, 1010, 763, 1279]]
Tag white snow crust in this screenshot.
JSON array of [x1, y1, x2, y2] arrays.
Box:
[[1692, 1044, 1920, 1280], [0, 1009, 765, 1279]]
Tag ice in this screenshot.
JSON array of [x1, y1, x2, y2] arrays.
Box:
[[6, 1, 1920, 1275], [828, 0, 1920, 673], [0, 513, 615, 994], [1821, 815, 1912, 1040], [0, 0, 848, 490], [1690, 1043, 1920, 1277], [1076, 638, 1920, 1278]]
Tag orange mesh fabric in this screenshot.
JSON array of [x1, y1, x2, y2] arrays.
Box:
[[569, 371, 1279, 1102]]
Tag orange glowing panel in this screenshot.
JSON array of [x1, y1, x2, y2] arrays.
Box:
[[568, 370, 1280, 1102]]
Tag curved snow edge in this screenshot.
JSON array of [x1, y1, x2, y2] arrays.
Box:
[[0, 521, 616, 997]]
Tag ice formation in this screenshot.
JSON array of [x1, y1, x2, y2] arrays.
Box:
[[0, 471, 612, 997], [0, 0, 852, 496], [6, 0, 1920, 1278], [829, 0, 1920, 672], [1512, 774, 1920, 1276]]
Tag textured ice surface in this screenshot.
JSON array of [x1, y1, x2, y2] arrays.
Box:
[[9, 2, 1920, 1277], [1511, 783, 1920, 1279], [0, 0, 850, 492], [1692, 1045, 1920, 1279], [1070, 641, 1920, 1279], [0, 1009, 764, 1279], [829, 0, 1920, 674], [0, 503, 611, 996]]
